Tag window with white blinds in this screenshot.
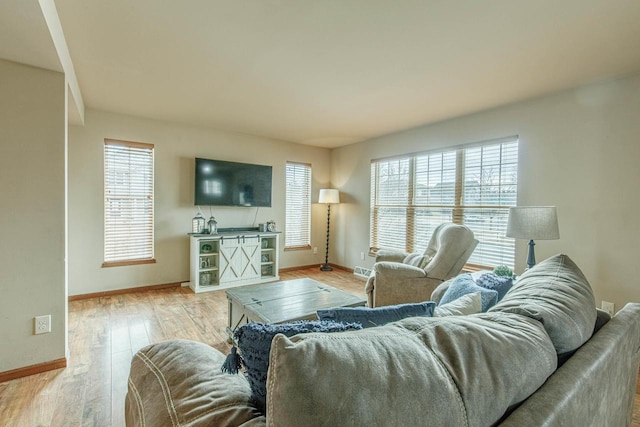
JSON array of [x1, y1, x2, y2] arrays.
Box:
[[370, 137, 519, 268], [103, 139, 155, 267], [285, 162, 312, 250]]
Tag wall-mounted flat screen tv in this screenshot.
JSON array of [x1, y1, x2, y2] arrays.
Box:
[[194, 158, 272, 207]]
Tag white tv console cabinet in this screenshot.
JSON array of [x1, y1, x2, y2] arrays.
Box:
[[187, 231, 280, 293]]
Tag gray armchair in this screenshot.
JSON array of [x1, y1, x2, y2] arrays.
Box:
[[365, 223, 478, 307]]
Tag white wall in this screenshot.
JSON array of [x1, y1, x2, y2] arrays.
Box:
[[68, 110, 332, 295], [0, 59, 67, 372], [331, 73, 640, 312]]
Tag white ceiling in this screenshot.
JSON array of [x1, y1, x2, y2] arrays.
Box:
[[0, 1, 60, 72], [3, 1, 640, 148]]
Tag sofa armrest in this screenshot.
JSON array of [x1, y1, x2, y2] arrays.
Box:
[[375, 250, 407, 263], [125, 339, 265, 427], [500, 303, 640, 426], [367, 262, 442, 307]]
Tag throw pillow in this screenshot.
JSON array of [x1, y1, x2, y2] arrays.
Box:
[[439, 274, 498, 312], [229, 320, 362, 414], [476, 272, 513, 301], [434, 292, 483, 317], [489, 254, 597, 354], [317, 302, 435, 328], [430, 270, 490, 303], [402, 253, 433, 269]]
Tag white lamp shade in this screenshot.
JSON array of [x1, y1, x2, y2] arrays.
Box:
[[319, 189, 340, 204], [506, 206, 560, 240]]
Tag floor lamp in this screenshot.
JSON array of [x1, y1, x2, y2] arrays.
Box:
[[319, 189, 340, 271], [506, 206, 560, 270]]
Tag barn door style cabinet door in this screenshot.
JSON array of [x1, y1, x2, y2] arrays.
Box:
[[188, 233, 279, 293], [219, 235, 261, 283]]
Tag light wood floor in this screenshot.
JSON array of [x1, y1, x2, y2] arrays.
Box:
[[0, 267, 365, 426], [0, 267, 639, 426]]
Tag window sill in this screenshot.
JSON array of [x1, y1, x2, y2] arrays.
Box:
[[102, 258, 156, 268], [462, 263, 495, 273], [284, 245, 312, 252]]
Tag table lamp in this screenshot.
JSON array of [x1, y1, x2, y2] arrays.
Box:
[[506, 206, 559, 270], [318, 189, 340, 271]]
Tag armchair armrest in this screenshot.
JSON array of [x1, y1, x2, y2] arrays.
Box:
[[375, 250, 407, 263], [366, 262, 442, 307], [374, 261, 426, 280]]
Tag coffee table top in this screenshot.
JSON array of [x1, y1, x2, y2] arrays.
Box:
[[226, 278, 365, 324]]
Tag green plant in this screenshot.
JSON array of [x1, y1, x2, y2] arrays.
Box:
[[493, 265, 514, 278]]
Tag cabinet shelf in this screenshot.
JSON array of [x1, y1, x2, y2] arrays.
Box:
[[261, 261, 274, 266], [200, 252, 218, 256], [200, 267, 219, 272]]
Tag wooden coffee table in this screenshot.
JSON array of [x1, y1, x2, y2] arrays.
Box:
[[225, 277, 366, 340]]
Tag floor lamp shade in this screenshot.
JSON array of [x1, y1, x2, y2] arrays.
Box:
[[319, 189, 340, 204], [507, 206, 560, 269], [319, 189, 339, 271]]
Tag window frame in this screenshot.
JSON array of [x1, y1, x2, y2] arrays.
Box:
[[284, 161, 312, 251], [369, 136, 519, 269], [102, 138, 156, 268]]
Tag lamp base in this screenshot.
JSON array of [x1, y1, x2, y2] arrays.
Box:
[[320, 264, 333, 271], [526, 239, 536, 270]]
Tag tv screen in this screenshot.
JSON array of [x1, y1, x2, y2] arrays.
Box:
[[194, 158, 272, 207]]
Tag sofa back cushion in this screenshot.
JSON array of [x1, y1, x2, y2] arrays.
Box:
[[266, 313, 556, 426], [489, 254, 596, 354], [235, 320, 361, 413]]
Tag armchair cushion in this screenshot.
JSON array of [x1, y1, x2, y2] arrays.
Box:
[[439, 273, 499, 312], [402, 253, 433, 269], [317, 301, 436, 327]]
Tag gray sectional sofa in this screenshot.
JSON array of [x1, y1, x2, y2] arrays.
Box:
[[125, 255, 640, 426]]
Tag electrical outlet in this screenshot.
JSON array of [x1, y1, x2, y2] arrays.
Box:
[[34, 315, 51, 335], [313, 247, 318, 254], [360, 252, 365, 260], [601, 301, 615, 316]]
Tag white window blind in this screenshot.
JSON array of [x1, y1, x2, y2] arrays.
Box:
[[103, 139, 155, 266], [285, 162, 311, 249], [462, 142, 518, 267], [370, 137, 519, 269]]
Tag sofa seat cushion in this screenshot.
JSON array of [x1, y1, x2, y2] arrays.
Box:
[[266, 312, 557, 426], [126, 339, 265, 427], [489, 254, 597, 354]]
